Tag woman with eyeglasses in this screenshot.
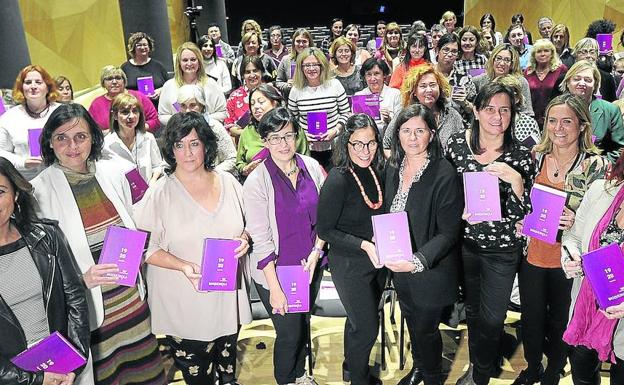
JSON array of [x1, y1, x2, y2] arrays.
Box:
[[288, 47, 350, 169], [453, 26, 487, 76], [317, 113, 386, 385], [471, 44, 534, 117], [389, 33, 430, 89], [225, 56, 266, 138], [445, 83, 535, 385], [276, 28, 315, 99], [243, 107, 324, 385], [88, 65, 160, 134], [330, 37, 365, 96], [568, 37, 617, 102], [505, 24, 533, 71], [32, 104, 167, 385], [198, 34, 233, 94], [385, 104, 463, 385], [265, 26, 289, 69], [375, 22, 405, 76]]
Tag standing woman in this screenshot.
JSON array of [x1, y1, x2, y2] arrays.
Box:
[[104, 93, 163, 185], [506, 24, 533, 71], [133, 112, 252, 385], [385, 105, 463, 385], [317, 114, 386, 385], [0, 64, 61, 180], [440, 11, 458, 35], [56, 75, 74, 103], [524, 39, 568, 128], [375, 22, 405, 76], [276, 28, 314, 98], [389, 33, 430, 89], [231, 31, 277, 84], [453, 26, 487, 75], [514, 94, 608, 385], [330, 37, 365, 96], [479, 13, 503, 46], [366, 20, 387, 54], [445, 82, 535, 385], [0, 158, 90, 385], [321, 18, 344, 55], [198, 34, 233, 94], [345, 24, 372, 66], [244, 107, 325, 385], [550, 24, 574, 69], [31, 104, 166, 385], [158, 42, 227, 125], [265, 25, 289, 69], [288, 47, 350, 169]]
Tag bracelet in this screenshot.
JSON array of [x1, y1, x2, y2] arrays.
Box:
[[312, 246, 325, 258]]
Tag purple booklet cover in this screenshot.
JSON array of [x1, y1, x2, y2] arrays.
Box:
[[28, 128, 43, 157], [11, 331, 86, 373], [125, 168, 149, 204], [276, 265, 310, 313], [98, 225, 148, 287], [251, 147, 269, 162], [199, 238, 240, 292], [0, 101, 6, 117], [306, 111, 328, 136], [467, 68, 485, 77], [136, 76, 155, 96], [371, 212, 413, 263], [596, 33, 612, 53], [463, 172, 502, 222], [582, 243, 624, 309], [215, 44, 224, 58], [290, 62, 296, 78], [375, 37, 383, 49], [351, 94, 381, 119], [236, 110, 251, 128], [172, 102, 181, 112], [521, 183, 568, 244]]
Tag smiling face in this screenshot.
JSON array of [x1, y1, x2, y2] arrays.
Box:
[[347, 126, 377, 168], [509, 26, 525, 48], [377, 23, 386, 37], [134, 38, 150, 57], [201, 40, 214, 59], [270, 29, 282, 47], [545, 104, 582, 150], [443, 17, 456, 32], [431, 30, 444, 48], [331, 21, 343, 37], [265, 123, 297, 163], [386, 29, 401, 47], [414, 73, 440, 109], [335, 44, 352, 65], [399, 116, 432, 158], [364, 65, 385, 93], [346, 28, 359, 45], [243, 62, 262, 89], [179, 49, 199, 76], [438, 42, 459, 66], [0, 173, 15, 229], [302, 55, 322, 84], [244, 35, 260, 55], [250, 91, 277, 121], [172, 128, 205, 174], [293, 35, 310, 54], [567, 68, 595, 100], [476, 93, 512, 136], [103, 73, 125, 96], [208, 26, 221, 41], [50, 118, 92, 173], [493, 49, 512, 76], [576, 46, 597, 63], [22, 71, 48, 104], [460, 32, 477, 55]]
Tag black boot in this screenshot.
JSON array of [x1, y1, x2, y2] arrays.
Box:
[[398, 367, 424, 385], [342, 361, 350, 383]]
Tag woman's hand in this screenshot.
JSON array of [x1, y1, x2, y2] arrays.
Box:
[[270, 286, 289, 316], [43, 372, 74, 385], [603, 302, 624, 319], [451, 86, 467, 104], [484, 162, 522, 186], [559, 206, 575, 231], [562, 251, 583, 278], [229, 125, 244, 137], [361, 240, 383, 269], [150, 88, 162, 99], [305, 131, 319, 142], [59, 373, 76, 385], [24, 157, 43, 169], [320, 127, 340, 142], [380, 108, 391, 123], [301, 249, 321, 283], [515, 219, 525, 237], [462, 210, 482, 225], [180, 262, 202, 291], [233, 235, 250, 258], [385, 259, 416, 273], [242, 159, 263, 176], [83, 264, 119, 289]]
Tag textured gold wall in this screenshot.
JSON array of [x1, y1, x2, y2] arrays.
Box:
[[168, 0, 188, 53], [464, 0, 624, 50]]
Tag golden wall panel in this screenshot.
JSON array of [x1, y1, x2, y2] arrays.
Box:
[[168, 0, 188, 54]]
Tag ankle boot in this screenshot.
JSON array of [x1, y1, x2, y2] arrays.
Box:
[[398, 367, 424, 385]]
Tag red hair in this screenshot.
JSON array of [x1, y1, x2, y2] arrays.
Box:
[[12, 64, 59, 105]]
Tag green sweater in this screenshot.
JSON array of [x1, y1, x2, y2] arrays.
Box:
[[236, 124, 310, 172]]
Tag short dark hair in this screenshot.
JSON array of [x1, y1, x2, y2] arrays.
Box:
[[0, 157, 37, 232], [360, 57, 390, 78], [207, 23, 220, 30], [41, 103, 105, 166], [248, 84, 284, 126], [239, 55, 267, 83], [436, 33, 460, 62], [389, 104, 442, 168], [162, 112, 218, 174], [257, 107, 300, 139], [469, 82, 518, 155], [511, 13, 524, 24], [332, 113, 385, 174]]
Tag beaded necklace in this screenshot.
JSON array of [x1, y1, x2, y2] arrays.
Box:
[[348, 166, 383, 210]]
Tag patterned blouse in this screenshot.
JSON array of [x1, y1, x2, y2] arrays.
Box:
[[600, 212, 624, 246], [445, 131, 536, 250], [453, 54, 487, 76], [514, 113, 541, 145]]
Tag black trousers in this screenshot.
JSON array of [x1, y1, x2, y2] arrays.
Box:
[[518, 258, 572, 377], [462, 244, 521, 385], [329, 253, 386, 385], [394, 274, 446, 379], [254, 267, 323, 385], [569, 345, 624, 385], [166, 333, 238, 385]]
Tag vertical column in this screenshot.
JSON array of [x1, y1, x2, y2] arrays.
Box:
[[195, 0, 229, 44], [0, 0, 31, 88], [118, 0, 174, 72]]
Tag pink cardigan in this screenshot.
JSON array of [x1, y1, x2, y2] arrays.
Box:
[[88, 90, 160, 133]]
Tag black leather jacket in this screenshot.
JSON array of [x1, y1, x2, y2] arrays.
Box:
[[0, 220, 90, 385]]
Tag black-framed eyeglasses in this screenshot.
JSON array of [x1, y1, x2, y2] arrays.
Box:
[[348, 140, 378, 152], [266, 132, 297, 145]]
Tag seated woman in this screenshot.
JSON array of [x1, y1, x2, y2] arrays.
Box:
[[0, 64, 61, 180], [561, 151, 624, 385], [133, 111, 252, 385], [55, 75, 74, 103], [225, 55, 265, 138], [453, 26, 487, 75], [344, 24, 372, 66], [231, 31, 277, 85], [479, 13, 503, 46], [0, 157, 90, 385], [385, 105, 463, 385], [243, 107, 325, 385], [375, 22, 405, 75], [330, 37, 365, 96], [198, 34, 233, 95], [389, 33, 430, 89], [176, 84, 237, 176], [237, 84, 308, 178], [32, 104, 166, 385], [366, 20, 386, 54], [276, 28, 314, 99], [104, 93, 164, 185], [88, 65, 159, 133]]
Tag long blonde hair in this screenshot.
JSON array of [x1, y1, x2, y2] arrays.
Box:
[[174, 42, 208, 87], [293, 48, 332, 90]]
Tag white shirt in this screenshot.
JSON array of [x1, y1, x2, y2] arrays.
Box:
[[204, 58, 233, 94], [103, 130, 164, 183], [354, 85, 402, 134]]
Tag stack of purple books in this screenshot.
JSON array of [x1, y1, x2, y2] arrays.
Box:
[[125, 168, 149, 204], [522, 183, 568, 244], [306, 111, 328, 137], [28, 128, 43, 157], [582, 243, 624, 309], [351, 94, 381, 119], [462, 171, 502, 221], [371, 212, 413, 263], [98, 225, 148, 287], [199, 238, 240, 292], [11, 331, 87, 373], [276, 265, 310, 313]]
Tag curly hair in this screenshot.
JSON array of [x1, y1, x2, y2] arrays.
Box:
[[400, 64, 451, 110], [585, 19, 616, 39]]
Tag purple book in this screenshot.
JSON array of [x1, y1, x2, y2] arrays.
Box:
[[290, 62, 296, 78], [596, 33, 612, 54], [276, 265, 310, 313], [125, 168, 149, 204], [371, 212, 413, 263], [521, 183, 568, 244], [172, 102, 181, 112], [98, 225, 148, 287], [306, 111, 328, 137], [467, 68, 485, 77], [236, 110, 251, 127], [28, 128, 43, 157], [351, 94, 381, 119], [582, 243, 624, 309], [136, 76, 155, 96], [251, 147, 269, 162], [463, 172, 502, 222], [199, 238, 240, 291], [11, 331, 86, 373], [215, 44, 224, 58], [375, 37, 383, 49], [0, 101, 6, 117]]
